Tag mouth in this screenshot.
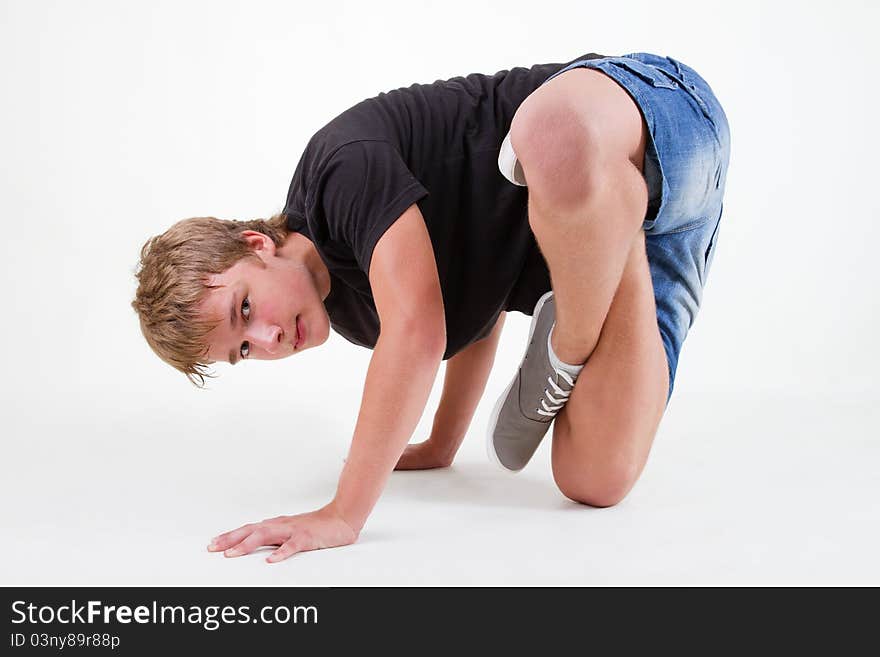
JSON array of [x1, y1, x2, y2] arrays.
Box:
[[294, 315, 305, 350]]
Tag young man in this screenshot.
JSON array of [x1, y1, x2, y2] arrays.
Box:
[[132, 51, 730, 563]]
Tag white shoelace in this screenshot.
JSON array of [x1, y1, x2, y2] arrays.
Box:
[[536, 369, 576, 417]]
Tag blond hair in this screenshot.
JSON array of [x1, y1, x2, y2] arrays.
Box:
[[131, 213, 290, 387]]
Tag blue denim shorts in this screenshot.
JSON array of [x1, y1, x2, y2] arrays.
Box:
[[542, 52, 731, 404]]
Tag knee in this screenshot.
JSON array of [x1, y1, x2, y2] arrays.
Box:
[[553, 454, 641, 508], [509, 98, 606, 208]]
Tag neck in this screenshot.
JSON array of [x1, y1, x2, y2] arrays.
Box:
[[280, 231, 331, 301]]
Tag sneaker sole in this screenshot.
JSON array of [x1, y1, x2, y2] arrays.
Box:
[[485, 290, 555, 473]]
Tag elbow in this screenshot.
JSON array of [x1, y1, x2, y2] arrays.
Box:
[[411, 327, 446, 360], [382, 318, 446, 359]]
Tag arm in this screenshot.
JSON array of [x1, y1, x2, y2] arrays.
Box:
[[332, 204, 444, 532], [331, 203, 445, 534], [332, 324, 444, 533], [396, 312, 506, 469]]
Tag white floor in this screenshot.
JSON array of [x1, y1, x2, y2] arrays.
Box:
[[4, 365, 878, 586]]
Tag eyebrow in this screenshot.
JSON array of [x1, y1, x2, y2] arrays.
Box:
[[228, 291, 239, 366]]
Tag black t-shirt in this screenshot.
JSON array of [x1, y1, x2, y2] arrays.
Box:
[[283, 52, 607, 360]]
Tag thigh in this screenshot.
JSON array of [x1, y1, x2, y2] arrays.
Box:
[[550, 229, 669, 490], [539, 52, 730, 404]]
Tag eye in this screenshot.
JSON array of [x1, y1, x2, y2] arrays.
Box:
[[239, 297, 251, 360]]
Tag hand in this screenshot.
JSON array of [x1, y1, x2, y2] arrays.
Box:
[[394, 440, 453, 470], [207, 503, 358, 564]]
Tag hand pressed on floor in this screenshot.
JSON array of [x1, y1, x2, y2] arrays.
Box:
[[207, 503, 358, 563], [393, 440, 453, 470]]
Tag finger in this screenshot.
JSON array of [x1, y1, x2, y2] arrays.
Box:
[[225, 525, 286, 558], [266, 537, 305, 564], [208, 524, 255, 552]]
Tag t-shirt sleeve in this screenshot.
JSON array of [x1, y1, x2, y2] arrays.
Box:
[[308, 140, 429, 274]]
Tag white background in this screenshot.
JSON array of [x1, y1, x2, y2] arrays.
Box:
[[1, 0, 878, 585]]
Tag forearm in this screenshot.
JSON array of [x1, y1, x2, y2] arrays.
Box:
[[429, 313, 506, 459], [331, 328, 444, 535]]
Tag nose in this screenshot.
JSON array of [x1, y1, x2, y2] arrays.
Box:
[[247, 321, 285, 356]]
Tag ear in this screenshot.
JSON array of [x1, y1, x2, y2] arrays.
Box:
[[240, 230, 276, 257]]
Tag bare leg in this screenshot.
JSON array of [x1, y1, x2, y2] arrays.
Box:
[[531, 157, 649, 367], [510, 67, 649, 367], [509, 66, 668, 505], [550, 229, 668, 507]]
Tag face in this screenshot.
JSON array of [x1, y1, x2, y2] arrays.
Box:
[[199, 234, 330, 366]]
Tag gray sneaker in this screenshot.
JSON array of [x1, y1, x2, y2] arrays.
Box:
[[487, 291, 578, 472]]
